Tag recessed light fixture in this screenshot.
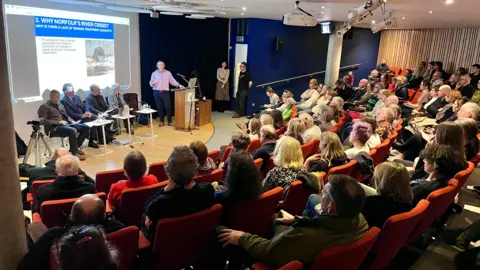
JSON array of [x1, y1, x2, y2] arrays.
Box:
[[429, 10, 433, 14], [242, 7, 246, 11], [321, 6, 325, 9], [402, 17, 405, 19], [190, 14, 214, 18], [372, 20, 376, 24], [241, 13, 244, 15], [320, 11, 324, 14], [446, 0, 454, 4]]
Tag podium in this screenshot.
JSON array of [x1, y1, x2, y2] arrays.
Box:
[[174, 88, 195, 130]]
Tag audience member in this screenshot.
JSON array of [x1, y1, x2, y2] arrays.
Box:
[[433, 61, 447, 80], [375, 107, 395, 141], [215, 151, 262, 223], [346, 79, 368, 104], [404, 69, 414, 82], [394, 76, 409, 101], [252, 125, 277, 171], [35, 155, 96, 211], [305, 132, 349, 174], [457, 102, 480, 121], [470, 64, 480, 87], [190, 141, 218, 174], [354, 83, 383, 108], [299, 79, 320, 110], [455, 118, 480, 160], [330, 96, 345, 117], [260, 113, 274, 126], [376, 58, 390, 74], [380, 74, 390, 89], [243, 118, 261, 140], [411, 145, 467, 205], [60, 83, 99, 149], [18, 194, 124, 270], [142, 146, 215, 241], [214, 175, 368, 269], [448, 74, 459, 90], [411, 79, 432, 111], [270, 109, 285, 130], [458, 74, 476, 99], [281, 98, 297, 121], [265, 87, 280, 108], [221, 132, 251, 178], [52, 226, 118, 270], [366, 90, 392, 116], [362, 116, 381, 149], [430, 71, 444, 86], [300, 113, 321, 143], [38, 90, 89, 159], [436, 90, 462, 123], [345, 122, 371, 159], [313, 88, 335, 113], [313, 103, 336, 132], [335, 79, 354, 101], [107, 151, 158, 211], [362, 162, 413, 228], [262, 136, 307, 192], [283, 118, 305, 145]]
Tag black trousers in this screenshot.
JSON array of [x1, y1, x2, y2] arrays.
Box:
[[153, 90, 172, 123], [235, 89, 249, 116]]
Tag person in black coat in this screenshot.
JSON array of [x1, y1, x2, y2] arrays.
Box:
[[458, 74, 476, 99], [334, 79, 353, 101], [35, 155, 97, 212], [455, 118, 480, 161], [141, 146, 215, 241], [362, 162, 413, 228], [252, 125, 276, 171], [425, 85, 450, 118], [18, 194, 124, 270], [411, 145, 467, 205], [394, 76, 410, 101]]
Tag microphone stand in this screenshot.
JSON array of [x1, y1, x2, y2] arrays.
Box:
[[179, 76, 195, 135]]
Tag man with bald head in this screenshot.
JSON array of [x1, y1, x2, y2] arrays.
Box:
[[35, 155, 96, 211], [18, 194, 124, 270], [347, 79, 369, 104]]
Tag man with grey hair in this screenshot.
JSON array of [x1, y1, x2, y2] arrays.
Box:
[[107, 83, 133, 134], [35, 155, 96, 211], [458, 102, 480, 121], [300, 112, 321, 143], [458, 74, 476, 99], [252, 125, 277, 171], [85, 84, 118, 137], [346, 79, 369, 105]]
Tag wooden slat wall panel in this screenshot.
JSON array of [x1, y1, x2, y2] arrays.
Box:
[[378, 28, 480, 72]]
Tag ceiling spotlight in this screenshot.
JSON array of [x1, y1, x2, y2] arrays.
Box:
[[402, 17, 405, 19], [429, 10, 433, 14], [321, 11, 324, 14], [321, 6, 325, 9], [372, 20, 376, 24], [241, 13, 244, 15], [446, 0, 454, 4], [242, 7, 247, 11]]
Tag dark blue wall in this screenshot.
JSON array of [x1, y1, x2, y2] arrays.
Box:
[[340, 28, 382, 85]]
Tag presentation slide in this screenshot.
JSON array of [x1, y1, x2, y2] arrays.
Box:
[[5, 5, 131, 103]]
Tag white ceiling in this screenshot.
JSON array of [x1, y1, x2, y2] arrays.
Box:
[[56, 0, 480, 29]]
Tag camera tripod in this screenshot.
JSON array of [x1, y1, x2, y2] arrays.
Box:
[[23, 126, 52, 166]]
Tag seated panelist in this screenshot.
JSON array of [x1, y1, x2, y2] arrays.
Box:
[[37, 90, 89, 160], [107, 83, 133, 134], [60, 83, 99, 149], [85, 84, 117, 137]]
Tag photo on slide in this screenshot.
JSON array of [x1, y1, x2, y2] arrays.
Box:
[[85, 40, 115, 78]]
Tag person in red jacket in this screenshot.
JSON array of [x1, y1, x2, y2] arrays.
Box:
[[107, 150, 158, 210]]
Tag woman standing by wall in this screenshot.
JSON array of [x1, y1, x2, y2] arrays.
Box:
[[215, 61, 230, 112]]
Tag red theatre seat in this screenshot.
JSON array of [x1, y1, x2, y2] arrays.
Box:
[[208, 150, 221, 164], [116, 181, 168, 227], [281, 180, 316, 216], [254, 158, 264, 170], [221, 145, 232, 163], [301, 139, 317, 160], [151, 204, 223, 270], [247, 139, 262, 153], [319, 160, 358, 184], [366, 199, 430, 270], [194, 168, 224, 183], [454, 161, 474, 188], [229, 187, 283, 236], [148, 161, 168, 182], [106, 226, 139, 270], [96, 169, 126, 195], [373, 139, 391, 167], [29, 179, 54, 212]]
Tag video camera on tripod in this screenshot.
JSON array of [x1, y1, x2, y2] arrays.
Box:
[[23, 119, 52, 165], [27, 120, 42, 132]]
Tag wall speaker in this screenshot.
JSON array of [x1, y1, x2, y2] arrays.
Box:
[[275, 36, 284, 51]]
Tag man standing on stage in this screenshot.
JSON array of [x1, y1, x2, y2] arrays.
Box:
[[149, 61, 184, 127], [232, 62, 252, 118]]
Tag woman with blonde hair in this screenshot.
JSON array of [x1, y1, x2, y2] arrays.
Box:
[[394, 75, 409, 100], [435, 90, 462, 123], [283, 118, 305, 145], [260, 113, 274, 126], [262, 136, 307, 192], [242, 118, 261, 140], [455, 118, 480, 160], [362, 162, 413, 228], [304, 132, 348, 173]]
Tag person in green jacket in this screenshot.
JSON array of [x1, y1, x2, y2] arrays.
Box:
[[218, 174, 369, 269], [281, 98, 297, 121]]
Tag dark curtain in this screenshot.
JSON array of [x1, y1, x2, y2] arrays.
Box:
[[139, 14, 229, 114]]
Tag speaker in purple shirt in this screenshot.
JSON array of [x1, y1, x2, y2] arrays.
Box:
[[149, 61, 184, 127]]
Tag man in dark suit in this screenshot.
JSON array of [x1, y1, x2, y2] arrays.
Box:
[[60, 83, 99, 148], [35, 155, 96, 212], [85, 84, 117, 142], [426, 85, 450, 118], [18, 194, 124, 270], [252, 125, 276, 171], [335, 79, 353, 101], [458, 74, 476, 99]]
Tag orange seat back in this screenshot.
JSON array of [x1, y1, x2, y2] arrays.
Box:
[[148, 161, 168, 182], [281, 180, 316, 216], [301, 139, 317, 160], [153, 204, 223, 270], [254, 158, 263, 170], [325, 160, 358, 183], [31, 180, 54, 212], [247, 139, 262, 153], [194, 168, 224, 183], [208, 150, 221, 164], [262, 156, 276, 176], [96, 169, 126, 195], [454, 161, 474, 188], [373, 139, 391, 167], [411, 89, 423, 104], [351, 149, 376, 182], [311, 139, 320, 156], [367, 200, 430, 270], [229, 187, 283, 236], [117, 182, 168, 227], [407, 179, 459, 244], [312, 227, 381, 270], [470, 153, 480, 168], [221, 145, 233, 163], [106, 226, 139, 270], [40, 192, 107, 228], [275, 126, 287, 139]]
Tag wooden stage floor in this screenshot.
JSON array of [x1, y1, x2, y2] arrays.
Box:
[[21, 120, 215, 177]]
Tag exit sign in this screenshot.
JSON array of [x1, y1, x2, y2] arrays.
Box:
[[236, 36, 245, 42]]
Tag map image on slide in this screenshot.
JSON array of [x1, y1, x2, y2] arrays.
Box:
[[86, 40, 115, 77]]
